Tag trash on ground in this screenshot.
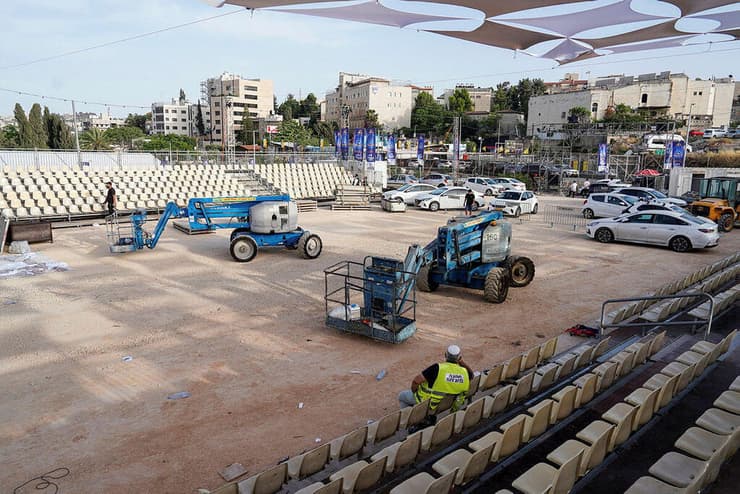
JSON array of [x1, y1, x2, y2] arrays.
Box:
[[167, 391, 191, 400], [219, 463, 247, 482], [0, 252, 69, 279], [298, 402, 304, 409], [121, 356, 133, 362], [376, 369, 387, 381], [314, 437, 321, 443], [350, 369, 362, 374], [8, 240, 31, 254]]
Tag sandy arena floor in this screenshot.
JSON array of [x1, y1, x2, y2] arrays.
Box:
[[2, 196, 738, 493]]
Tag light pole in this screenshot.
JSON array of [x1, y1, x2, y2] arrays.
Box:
[[683, 103, 694, 167], [252, 129, 258, 165], [478, 136, 483, 175]]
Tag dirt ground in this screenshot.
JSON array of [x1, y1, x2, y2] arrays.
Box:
[[1, 195, 738, 493]]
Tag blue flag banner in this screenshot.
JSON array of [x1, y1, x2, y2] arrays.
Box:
[[366, 128, 376, 163], [672, 141, 685, 168], [333, 130, 340, 157], [417, 136, 425, 161], [597, 143, 608, 172], [387, 134, 396, 163], [353, 128, 364, 161], [664, 142, 673, 169], [340, 127, 349, 160]]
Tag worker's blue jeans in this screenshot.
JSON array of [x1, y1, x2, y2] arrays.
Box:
[[398, 390, 416, 408]]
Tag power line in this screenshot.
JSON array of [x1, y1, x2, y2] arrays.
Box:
[[0, 8, 247, 70], [0, 86, 149, 109]]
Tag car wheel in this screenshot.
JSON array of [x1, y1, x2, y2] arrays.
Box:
[[230, 235, 258, 262], [514, 207, 521, 218], [669, 235, 691, 253], [583, 208, 594, 219], [595, 227, 614, 243], [504, 255, 535, 287], [298, 233, 322, 259], [416, 264, 438, 292], [429, 201, 440, 212], [718, 212, 734, 232], [532, 203, 538, 214], [484, 188, 493, 196]]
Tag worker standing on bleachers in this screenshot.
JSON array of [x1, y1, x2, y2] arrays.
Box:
[[102, 181, 117, 215], [398, 344, 473, 414]]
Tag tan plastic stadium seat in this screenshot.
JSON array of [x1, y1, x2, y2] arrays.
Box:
[[287, 443, 330, 480], [675, 426, 731, 484], [432, 444, 494, 485], [330, 427, 368, 461], [294, 478, 343, 494], [399, 399, 429, 429], [237, 463, 288, 494], [624, 387, 661, 419], [610, 350, 637, 377], [730, 376, 740, 393], [648, 452, 707, 492], [434, 394, 456, 415], [597, 405, 638, 450], [533, 364, 559, 392], [552, 353, 577, 378], [573, 373, 598, 407], [624, 476, 687, 494], [512, 450, 582, 494], [420, 414, 455, 452], [592, 361, 619, 392], [695, 408, 740, 454], [570, 345, 595, 369], [548, 422, 611, 477], [660, 362, 696, 392], [625, 341, 650, 366], [467, 373, 481, 399], [538, 336, 559, 362], [520, 347, 539, 372], [675, 351, 710, 376], [640, 373, 679, 410], [483, 385, 513, 418], [370, 431, 421, 473], [511, 372, 534, 404], [367, 410, 401, 445], [550, 386, 578, 423], [453, 397, 485, 434], [479, 365, 503, 392], [503, 354, 523, 380], [592, 336, 612, 359], [523, 400, 554, 442], [469, 414, 526, 462], [389, 469, 457, 494], [329, 457, 386, 494]]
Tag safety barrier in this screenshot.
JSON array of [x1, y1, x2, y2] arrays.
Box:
[[518, 204, 589, 231]]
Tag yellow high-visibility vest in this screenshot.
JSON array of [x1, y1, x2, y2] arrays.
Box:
[[415, 362, 470, 411]]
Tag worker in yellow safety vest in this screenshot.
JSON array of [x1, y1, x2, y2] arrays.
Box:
[[398, 345, 473, 414]]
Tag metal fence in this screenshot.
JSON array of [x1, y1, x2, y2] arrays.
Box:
[[516, 204, 589, 231]]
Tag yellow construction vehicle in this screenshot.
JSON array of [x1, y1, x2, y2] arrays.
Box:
[[688, 177, 740, 232]]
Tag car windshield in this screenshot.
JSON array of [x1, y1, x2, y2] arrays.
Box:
[[680, 213, 704, 225], [621, 196, 638, 204], [429, 188, 447, 196], [501, 191, 521, 200], [484, 178, 497, 184], [651, 190, 668, 199], [396, 184, 412, 192], [510, 179, 524, 184]]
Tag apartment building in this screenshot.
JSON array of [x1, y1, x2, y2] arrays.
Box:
[[438, 85, 492, 113]]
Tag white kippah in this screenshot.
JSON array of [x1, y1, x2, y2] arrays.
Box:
[[447, 344, 461, 357]]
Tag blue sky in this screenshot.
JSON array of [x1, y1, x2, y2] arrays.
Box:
[[1, 0, 738, 118]]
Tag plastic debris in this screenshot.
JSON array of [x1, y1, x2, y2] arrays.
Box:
[[376, 369, 387, 381], [167, 391, 191, 400], [298, 402, 304, 409], [3, 299, 16, 305], [350, 369, 362, 374], [367, 419, 374, 425], [315, 438, 321, 443], [122, 356, 133, 362], [8, 241, 31, 255]]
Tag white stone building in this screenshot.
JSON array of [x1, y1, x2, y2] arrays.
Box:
[[527, 72, 735, 135], [438, 85, 492, 113]]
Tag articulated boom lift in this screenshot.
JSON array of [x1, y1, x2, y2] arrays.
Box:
[[106, 195, 322, 262]]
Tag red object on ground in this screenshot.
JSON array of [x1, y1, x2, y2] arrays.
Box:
[[635, 169, 660, 176]]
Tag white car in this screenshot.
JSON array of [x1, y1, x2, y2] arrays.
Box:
[[381, 183, 437, 205], [415, 187, 485, 212], [420, 173, 453, 187], [491, 190, 539, 217], [463, 177, 503, 196], [489, 177, 526, 192], [612, 187, 687, 207], [586, 210, 720, 252], [623, 201, 717, 226], [581, 193, 638, 218]]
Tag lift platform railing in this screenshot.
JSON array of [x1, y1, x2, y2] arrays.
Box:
[[600, 292, 715, 340]]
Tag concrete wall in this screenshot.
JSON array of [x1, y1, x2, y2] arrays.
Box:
[[669, 167, 740, 196]]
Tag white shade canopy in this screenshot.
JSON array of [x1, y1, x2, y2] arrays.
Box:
[[212, 0, 740, 63]]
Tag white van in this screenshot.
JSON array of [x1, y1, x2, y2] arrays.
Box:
[[642, 134, 692, 152], [702, 128, 727, 139]]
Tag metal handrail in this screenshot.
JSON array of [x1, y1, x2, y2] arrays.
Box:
[[599, 292, 715, 340]]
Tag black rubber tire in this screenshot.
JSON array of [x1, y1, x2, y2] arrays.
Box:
[[669, 235, 692, 253], [298, 233, 322, 259], [595, 227, 614, 243], [483, 267, 509, 303], [230, 235, 258, 262], [429, 202, 440, 212], [514, 207, 521, 218], [416, 264, 438, 292], [532, 203, 538, 214], [583, 208, 594, 219], [504, 255, 535, 287], [484, 188, 493, 196], [718, 212, 734, 232]]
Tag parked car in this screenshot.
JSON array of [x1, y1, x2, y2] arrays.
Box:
[[586, 211, 719, 252], [689, 129, 704, 137], [381, 183, 437, 205], [415, 187, 485, 211], [385, 174, 417, 189], [421, 173, 453, 187], [622, 201, 716, 225], [727, 128, 739, 139], [581, 193, 638, 218], [489, 177, 526, 192], [463, 177, 503, 196], [612, 187, 687, 207], [490, 190, 539, 217], [702, 128, 727, 139]]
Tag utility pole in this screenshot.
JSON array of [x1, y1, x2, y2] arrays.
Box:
[[71, 100, 81, 168], [683, 103, 694, 167], [452, 116, 461, 182]]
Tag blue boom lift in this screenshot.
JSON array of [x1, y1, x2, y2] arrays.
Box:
[[324, 210, 534, 342], [106, 195, 322, 262]]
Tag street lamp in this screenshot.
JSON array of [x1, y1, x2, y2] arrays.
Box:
[[683, 103, 695, 167]]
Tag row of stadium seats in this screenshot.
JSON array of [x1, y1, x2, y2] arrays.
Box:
[[250, 163, 352, 200]]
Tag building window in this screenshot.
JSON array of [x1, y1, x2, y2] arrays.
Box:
[[215, 120, 221, 125], [181, 110, 186, 114], [214, 111, 220, 116], [641, 93, 648, 104], [561, 111, 566, 118], [165, 126, 170, 130], [215, 129, 221, 134], [244, 86, 258, 91], [698, 91, 703, 95], [214, 102, 220, 107], [693, 91, 697, 96], [164, 109, 169, 113], [591, 103, 598, 113], [181, 119, 186, 122]]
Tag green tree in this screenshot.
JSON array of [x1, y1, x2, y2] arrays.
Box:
[[476, 113, 501, 140], [138, 134, 195, 151], [0, 125, 20, 148], [195, 102, 206, 136], [364, 109, 382, 131], [236, 118, 255, 145], [104, 126, 144, 147], [274, 120, 312, 148], [410, 92, 450, 137], [492, 82, 511, 111], [601, 103, 644, 123], [568, 106, 591, 124], [299, 93, 320, 122], [46, 113, 74, 149], [80, 128, 110, 150], [28, 103, 48, 148], [312, 121, 334, 141], [277, 94, 300, 121], [448, 88, 474, 115], [124, 113, 149, 133], [14, 103, 33, 148], [507, 78, 546, 119]]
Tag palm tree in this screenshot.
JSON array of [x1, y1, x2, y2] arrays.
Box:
[[80, 128, 109, 150]]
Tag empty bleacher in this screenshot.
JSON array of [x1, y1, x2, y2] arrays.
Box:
[[250, 162, 353, 200]]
